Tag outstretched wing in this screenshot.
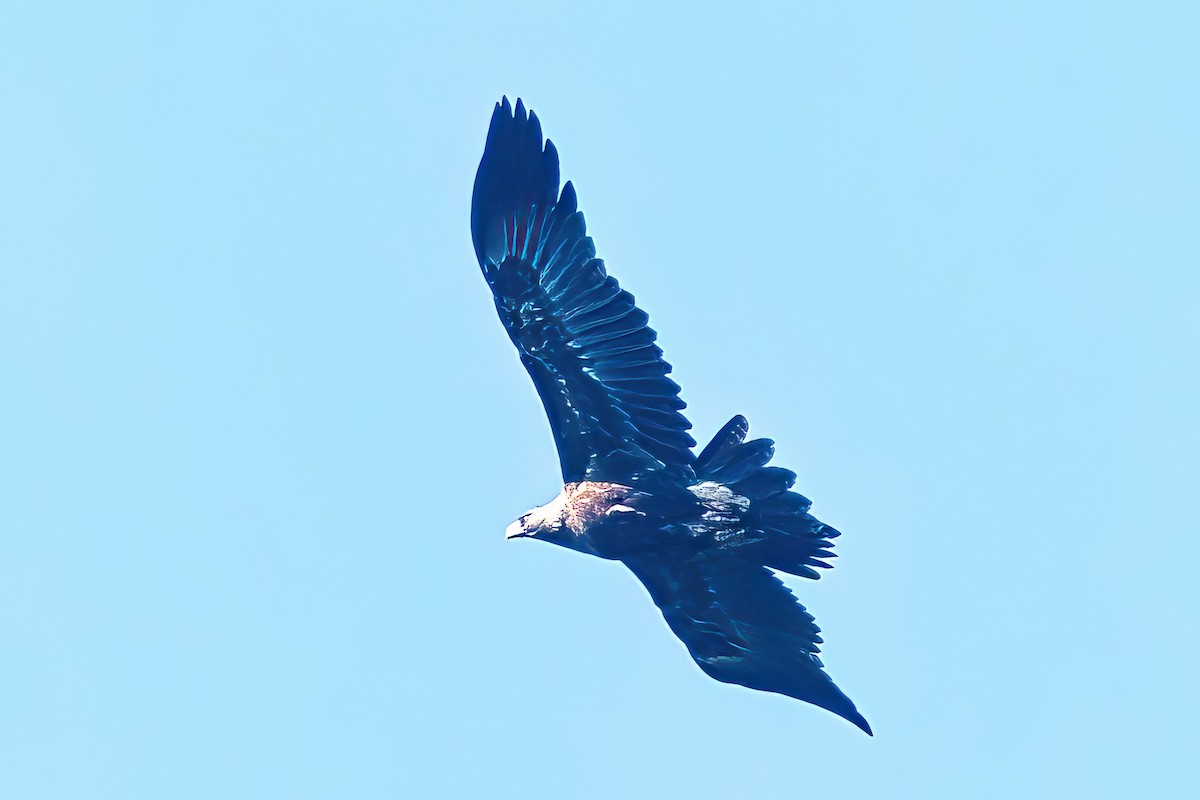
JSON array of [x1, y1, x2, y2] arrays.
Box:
[[624, 554, 872, 734], [471, 97, 695, 486]]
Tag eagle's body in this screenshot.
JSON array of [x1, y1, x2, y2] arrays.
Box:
[[472, 98, 871, 734], [507, 480, 750, 560]]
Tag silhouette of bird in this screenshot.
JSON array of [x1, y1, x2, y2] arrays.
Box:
[[471, 97, 870, 734]]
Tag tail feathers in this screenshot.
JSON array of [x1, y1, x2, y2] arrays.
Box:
[[696, 415, 841, 580], [753, 536, 838, 579], [752, 502, 840, 580]]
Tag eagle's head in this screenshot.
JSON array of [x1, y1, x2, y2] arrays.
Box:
[[505, 507, 568, 544], [505, 488, 576, 548], [505, 482, 643, 556]]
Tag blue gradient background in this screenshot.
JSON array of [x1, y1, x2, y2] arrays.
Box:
[[2, 3, 1196, 797]]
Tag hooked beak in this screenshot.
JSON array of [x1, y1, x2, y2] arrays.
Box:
[[505, 518, 528, 540]]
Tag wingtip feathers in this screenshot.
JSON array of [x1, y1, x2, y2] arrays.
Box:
[[472, 96, 563, 267]]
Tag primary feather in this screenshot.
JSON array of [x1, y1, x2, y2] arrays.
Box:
[[471, 97, 870, 735], [472, 98, 694, 486]]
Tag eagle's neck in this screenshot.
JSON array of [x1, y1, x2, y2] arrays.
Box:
[[539, 481, 636, 535], [509, 481, 645, 557]]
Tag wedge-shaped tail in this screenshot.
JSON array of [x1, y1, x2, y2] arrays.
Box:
[[698, 415, 841, 582]]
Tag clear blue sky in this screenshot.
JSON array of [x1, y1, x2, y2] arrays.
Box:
[[2, 2, 1196, 798]]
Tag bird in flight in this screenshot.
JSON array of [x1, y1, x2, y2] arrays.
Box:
[[471, 97, 871, 734]]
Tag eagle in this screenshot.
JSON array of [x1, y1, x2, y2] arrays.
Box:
[[471, 97, 871, 735]]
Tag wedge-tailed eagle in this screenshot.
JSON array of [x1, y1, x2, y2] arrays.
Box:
[[471, 97, 871, 734]]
